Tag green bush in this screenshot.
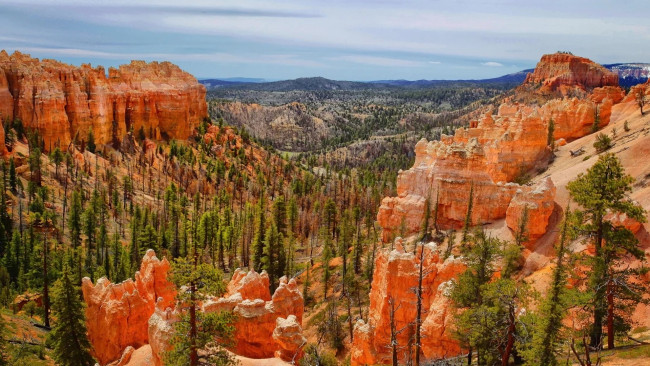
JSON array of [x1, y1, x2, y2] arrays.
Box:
[[593, 133, 613, 153]]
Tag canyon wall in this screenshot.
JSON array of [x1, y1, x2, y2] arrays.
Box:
[[378, 53, 624, 243], [0, 50, 207, 152], [350, 241, 465, 365]]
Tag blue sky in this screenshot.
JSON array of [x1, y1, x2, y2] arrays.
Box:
[[1, 0, 649, 81]]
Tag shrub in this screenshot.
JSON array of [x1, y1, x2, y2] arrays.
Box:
[[593, 133, 613, 153]]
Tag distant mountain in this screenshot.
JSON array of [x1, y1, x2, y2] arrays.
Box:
[[199, 77, 268, 88], [604, 63, 650, 87], [202, 63, 648, 91]]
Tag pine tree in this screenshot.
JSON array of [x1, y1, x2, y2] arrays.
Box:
[[87, 129, 96, 153], [262, 222, 285, 292], [165, 255, 236, 366], [321, 227, 333, 300], [567, 153, 646, 348], [272, 195, 287, 236], [461, 182, 474, 246], [8, 158, 16, 192], [524, 207, 575, 365], [547, 118, 555, 148], [450, 230, 500, 365], [251, 194, 266, 272], [48, 262, 95, 366]]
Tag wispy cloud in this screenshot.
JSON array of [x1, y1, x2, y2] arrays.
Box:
[[331, 55, 425, 67], [481, 61, 504, 67]]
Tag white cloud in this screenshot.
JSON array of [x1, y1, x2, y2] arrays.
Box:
[[429, 61, 441, 64], [481, 61, 504, 67], [332, 55, 425, 67]]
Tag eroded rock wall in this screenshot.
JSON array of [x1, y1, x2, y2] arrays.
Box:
[[0, 50, 207, 152], [350, 242, 465, 365]]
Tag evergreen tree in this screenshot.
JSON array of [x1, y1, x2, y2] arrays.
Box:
[[262, 222, 285, 292], [272, 195, 287, 236], [8, 158, 15, 192], [461, 182, 474, 246], [567, 153, 646, 348], [166, 257, 236, 366], [251, 194, 266, 272], [524, 208, 575, 365], [48, 262, 95, 366], [547, 118, 555, 148], [87, 129, 96, 153], [450, 230, 500, 365]]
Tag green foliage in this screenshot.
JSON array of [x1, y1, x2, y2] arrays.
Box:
[[48, 263, 95, 366], [567, 153, 647, 348], [547, 118, 555, 147], [461, 183, 474, 246], [523, 208, 576, 366], [86, 129, 96, 153], [165, 257, 236, 366], [262, 222, 285, 292], [592, 108, 601, 132], [593, 133, 613, 153]]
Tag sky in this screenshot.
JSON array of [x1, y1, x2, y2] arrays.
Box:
[[1, 0, 649, 81]]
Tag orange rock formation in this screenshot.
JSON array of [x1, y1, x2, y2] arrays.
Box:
[[82, 250, 175, 365], [350, 242, 465, 365], [506, 177, 557, 246], [0, 50, 206, 152], [378, 53, 625, 243], [523, 53, 618, 95], [148, 269, 305, 364]]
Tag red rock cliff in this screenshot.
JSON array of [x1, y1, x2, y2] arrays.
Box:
[[0, 50, 207, 151], [378, 53, 624, 243], [350, 241, 465, 365], [82, 250, 175, 365], [524, 53, 618, 95]]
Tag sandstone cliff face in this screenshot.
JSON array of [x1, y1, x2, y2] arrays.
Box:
[[148, 269, 305, 364], [506, 178, 557, 246], [82, 250, 175, 365], [350, 242, 465, 365], [0, 50, 206, 151], [524, 53, 619, 95], [377, 103, 552, 241], [378, 54, 625, 243]]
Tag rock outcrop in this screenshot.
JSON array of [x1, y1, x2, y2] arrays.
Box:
[[378, 53, 625, 243], [82, 250, 175, 365], [0, 50, 207, 152], [377, 103, 553, 241], [149, 269, 305, 363], [523, 53, 619, 95], [506, 178, 557, 246], [350, 242, 465, 365], [272, 315, 307, 362], [147, 299, 177, 366]]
